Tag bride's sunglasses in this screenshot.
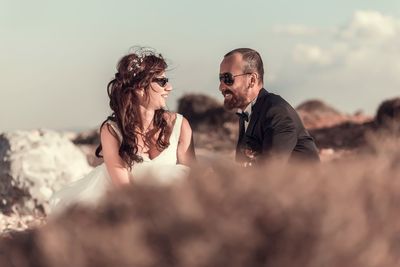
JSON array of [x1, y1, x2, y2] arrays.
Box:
[[219, 72, 252, 86], [152, 77, 169, 87]]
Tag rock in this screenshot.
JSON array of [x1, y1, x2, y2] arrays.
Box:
[[177, 94, 237, 131], [375, 97, 400, 127], [296, 99, 342, 115], [0, 211, 45, 235], [296, 99, 372, 129], [0, 130, 92, 215], [310, 121, 374, 149], [73, 129, 100, 145], [71, 129, 103, 167], [177, 94, 238, 153]]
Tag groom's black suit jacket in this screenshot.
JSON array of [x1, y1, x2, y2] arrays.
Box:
[[236, 88, 320, 163]]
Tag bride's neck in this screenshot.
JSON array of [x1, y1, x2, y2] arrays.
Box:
[[138, 105, 155, 131]]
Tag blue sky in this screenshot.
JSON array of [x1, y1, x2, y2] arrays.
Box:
[[1, 0, 400, 130]]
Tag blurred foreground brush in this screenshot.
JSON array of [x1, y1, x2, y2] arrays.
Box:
[[1, 133, 400, 267]]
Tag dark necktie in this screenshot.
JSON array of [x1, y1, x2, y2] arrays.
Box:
[[236, 111, 249, 122]]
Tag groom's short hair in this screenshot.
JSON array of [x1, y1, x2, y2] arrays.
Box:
[[224, 48, 264, 84]]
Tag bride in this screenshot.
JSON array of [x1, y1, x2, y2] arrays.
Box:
[[50, 48, 195, 212]]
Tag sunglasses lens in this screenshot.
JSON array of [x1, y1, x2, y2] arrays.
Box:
[[153, 78, 168, 87], [160, 78, 167, 87], [219, 73, 234, 85]]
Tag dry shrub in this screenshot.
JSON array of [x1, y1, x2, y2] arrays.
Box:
[[1, 134, 400, 267]]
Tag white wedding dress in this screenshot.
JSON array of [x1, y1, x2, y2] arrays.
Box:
[[50, 114, 189, 213]]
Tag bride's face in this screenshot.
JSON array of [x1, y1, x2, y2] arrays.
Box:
[[140, 72, 172, 109]]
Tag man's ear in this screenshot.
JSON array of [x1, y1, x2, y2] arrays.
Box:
[[250, 73, 258, 87]]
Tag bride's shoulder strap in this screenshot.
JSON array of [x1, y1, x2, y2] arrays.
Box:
[[173, 113, 183, 140], [104, 120, 123, 143]]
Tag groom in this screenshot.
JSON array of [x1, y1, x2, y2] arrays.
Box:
[[219, 48, 319, 165]]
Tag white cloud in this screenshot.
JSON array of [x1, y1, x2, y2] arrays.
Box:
[[339, 10, 400, 42], [292, 44, 333, 66], [270, 10, 400, 114]]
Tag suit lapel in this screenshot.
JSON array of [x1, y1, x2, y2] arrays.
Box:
[[238, 118, 245, 143], [235, 117, 246, 160], [245, 88, 268, 137]]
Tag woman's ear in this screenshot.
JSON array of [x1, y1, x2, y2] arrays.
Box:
[[136, 87, 145, 98]]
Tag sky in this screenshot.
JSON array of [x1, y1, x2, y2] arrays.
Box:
[[1, 0, 400, 131]]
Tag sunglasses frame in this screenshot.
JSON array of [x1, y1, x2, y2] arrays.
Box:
[[219, 72, 252, 86], [152, 77, 169, 87]]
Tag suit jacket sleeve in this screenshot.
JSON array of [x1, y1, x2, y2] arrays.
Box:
[[262, 104, 298, 161]]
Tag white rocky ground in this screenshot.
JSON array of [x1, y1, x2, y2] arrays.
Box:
[[0, 129, 92, 217]]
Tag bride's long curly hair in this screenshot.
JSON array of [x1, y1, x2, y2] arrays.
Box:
[[95, 48, 171, 169]]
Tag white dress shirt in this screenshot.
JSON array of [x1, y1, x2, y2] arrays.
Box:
[[237, 96, 258, 131]]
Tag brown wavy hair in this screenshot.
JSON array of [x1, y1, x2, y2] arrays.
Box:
[[95, 48, 171, 169]]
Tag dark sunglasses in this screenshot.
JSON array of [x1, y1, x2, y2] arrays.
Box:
[[152, 77, 169, 87], [219, 72, 251, 86]]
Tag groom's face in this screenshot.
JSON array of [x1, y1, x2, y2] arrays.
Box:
[[219, 53, 251, 110]]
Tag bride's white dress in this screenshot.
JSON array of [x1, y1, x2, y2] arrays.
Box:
[[50, 114, 189, 213]]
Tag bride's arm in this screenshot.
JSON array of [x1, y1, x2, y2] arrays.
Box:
[[177, 117, 196, 165], [100, 124, 130, 186]]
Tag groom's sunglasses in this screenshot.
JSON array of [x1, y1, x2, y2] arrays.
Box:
[[152, 77, 169, 87], [219, 72, 252, 86]]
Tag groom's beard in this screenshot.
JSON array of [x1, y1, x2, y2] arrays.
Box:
[[223, 89, 247, 110]]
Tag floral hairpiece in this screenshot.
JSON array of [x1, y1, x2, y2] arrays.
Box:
[[128, 57, 144, 76], [122, 47, 164, 78]]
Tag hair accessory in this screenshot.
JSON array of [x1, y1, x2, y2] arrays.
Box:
[[127, 47, 164, 77]]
